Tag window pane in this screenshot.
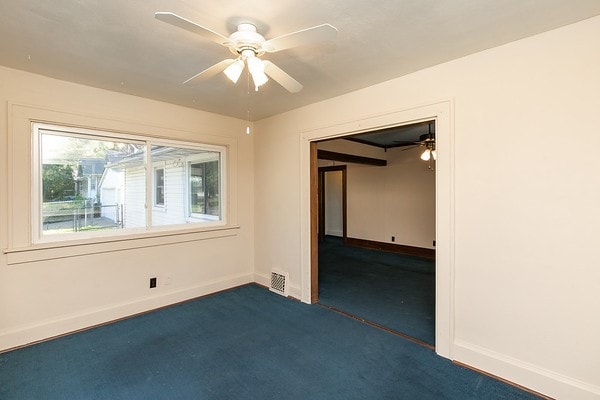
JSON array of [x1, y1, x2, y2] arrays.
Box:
[[41, 132, 145, 236], [205, 160, 220, 216], [190, 159, 220, 219], [154, 168, 165, 206], [36, 125, 225, 242], [151, 145, 221, 227], [190, 161, 221, 217]]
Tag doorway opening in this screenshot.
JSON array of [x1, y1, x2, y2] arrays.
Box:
[[311, 120, 437, 347]]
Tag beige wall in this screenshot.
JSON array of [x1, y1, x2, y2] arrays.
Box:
[[254, 16, 600, 400], [318, 139, 436, 249], [322, 169, 343, 237], [0, 66, 254, 350]]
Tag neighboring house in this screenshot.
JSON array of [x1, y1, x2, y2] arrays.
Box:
[[98, 167, 124, 224], [101, 146, 220, 229], [76, 158, 105, 201]]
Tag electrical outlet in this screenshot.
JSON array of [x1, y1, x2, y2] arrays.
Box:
[[149, 277, 157, 288], [391, 236, 395, 242]]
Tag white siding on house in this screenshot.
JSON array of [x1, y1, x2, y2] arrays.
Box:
[[152, 163, 186, 226], [123, 166, 146, 228], [111, 148, 222, 229]]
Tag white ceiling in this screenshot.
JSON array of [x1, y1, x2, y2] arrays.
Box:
[[1, 1, 600, 121]]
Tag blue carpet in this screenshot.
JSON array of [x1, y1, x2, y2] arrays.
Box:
[[319, 237, 435, 345], [0, 284, 539, 399]]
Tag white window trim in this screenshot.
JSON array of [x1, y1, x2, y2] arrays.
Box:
[[31, 122, 228, 244]]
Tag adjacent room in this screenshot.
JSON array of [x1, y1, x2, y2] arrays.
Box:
[[315, 122, 437, 347], [1, 2, 599, 399]]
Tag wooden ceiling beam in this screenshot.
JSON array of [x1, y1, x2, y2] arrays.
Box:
[[317, 150, 386, 166]]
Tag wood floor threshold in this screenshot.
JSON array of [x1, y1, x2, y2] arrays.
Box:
[[317, 302, 435, 350]]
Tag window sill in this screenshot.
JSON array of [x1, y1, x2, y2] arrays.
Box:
[[187, 215, 220, 223], [3, 225, 240, 265]]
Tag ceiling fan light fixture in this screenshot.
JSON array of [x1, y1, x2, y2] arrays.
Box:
[[223, 59, 245, 83], [420, 149, 431, 161], [432, 150, 437, 160], [252, 71, 269, 89], [247, 56, 268, 88]]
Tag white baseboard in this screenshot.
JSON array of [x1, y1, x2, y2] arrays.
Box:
[[454, 340, 600, 400], [0, 273, 254, 352], [254, 271, 269, 287]]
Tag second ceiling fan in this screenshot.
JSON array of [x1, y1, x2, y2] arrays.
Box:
[[155, 12, 337, 93], [393, 122, 437, 169]]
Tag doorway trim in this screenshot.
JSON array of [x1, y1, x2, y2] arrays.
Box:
[[300, 100, 454, 359]]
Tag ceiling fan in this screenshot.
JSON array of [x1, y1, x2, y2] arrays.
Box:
[[155, 12, 337, 93], [395, 122, 437, 168]]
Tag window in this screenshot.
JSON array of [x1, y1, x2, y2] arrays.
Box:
[[189, 160, 220, 219], [154, 167, 165, 207], [33, 123, 226, 242]]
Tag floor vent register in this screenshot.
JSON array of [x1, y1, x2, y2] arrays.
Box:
[[270, 270, 289, 297]]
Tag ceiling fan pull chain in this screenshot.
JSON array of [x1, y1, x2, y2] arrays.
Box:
[[246, 70, 251, 134]]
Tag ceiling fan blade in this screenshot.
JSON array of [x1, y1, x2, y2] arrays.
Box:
[[262, 24, 337, 53], [183, 59, 236, 85], [393, 141, 421, 146], [155, 12, 230, 47], [400, 145, 420, 151], [263, 61, 303, 93]]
